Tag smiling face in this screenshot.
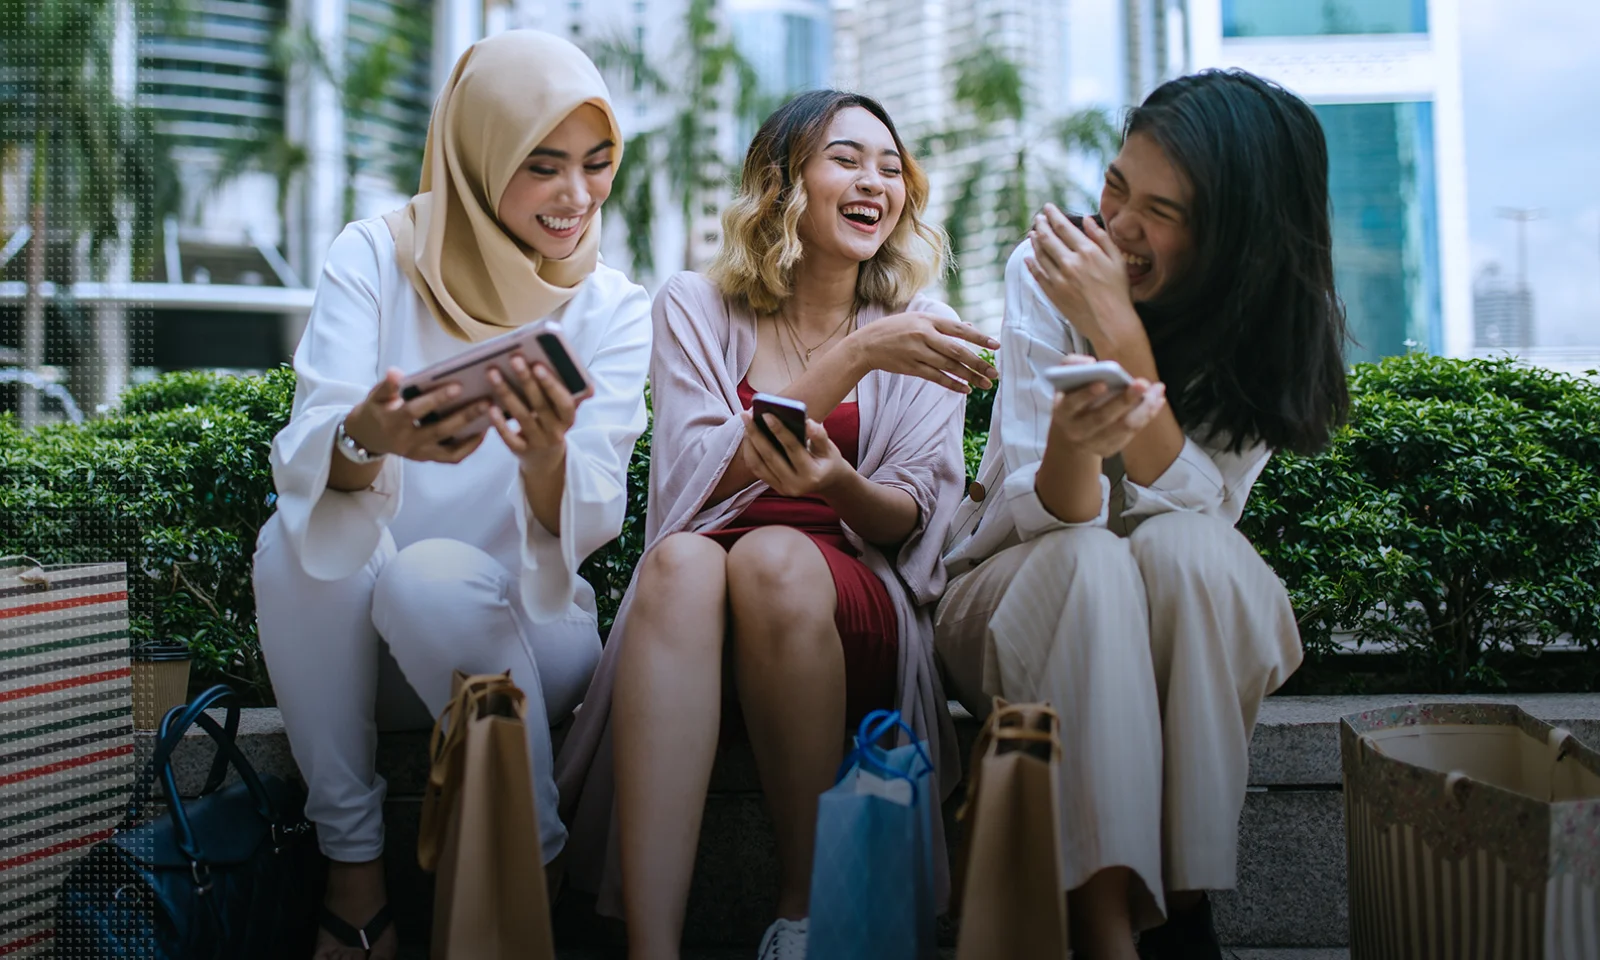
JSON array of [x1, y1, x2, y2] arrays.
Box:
[[1098, 131, 1196, 302], [794, 106, 907, 267], [496, 103, 616, 260]]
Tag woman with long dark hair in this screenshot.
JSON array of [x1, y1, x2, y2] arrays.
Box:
[[937, 69, 1349, 960]]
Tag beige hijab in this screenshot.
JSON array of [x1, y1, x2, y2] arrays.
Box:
[[383, 30, 622, 342]]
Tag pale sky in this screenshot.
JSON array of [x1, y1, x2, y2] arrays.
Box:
[[1460, 0, 1600, 347]]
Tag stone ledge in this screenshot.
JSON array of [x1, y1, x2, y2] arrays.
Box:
[[129, 693, 1600, 949], [140, 693, 1600, 797]]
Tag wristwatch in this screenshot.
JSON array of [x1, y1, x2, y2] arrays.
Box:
[[335, 418, 384, 464]]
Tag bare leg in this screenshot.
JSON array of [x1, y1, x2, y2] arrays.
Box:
[[726, 527, 846, 921], [614, 533, 730, 960], [1069, 867, 1139, 960]]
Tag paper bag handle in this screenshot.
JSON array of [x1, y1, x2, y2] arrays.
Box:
[[418, 671, 525, 872], [956, 701, 1061, 823]]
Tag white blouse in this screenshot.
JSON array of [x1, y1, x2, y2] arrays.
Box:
[[269, 217, 653, 623], [943, 239, 1273, 578]]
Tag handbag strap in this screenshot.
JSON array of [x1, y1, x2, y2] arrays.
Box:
[[119, 684, 239, 830], [159, 710, 284, 864], [125, 685, 287, 863]]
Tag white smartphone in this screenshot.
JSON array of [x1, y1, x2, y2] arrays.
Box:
[[1044, 360, 1133, 394]]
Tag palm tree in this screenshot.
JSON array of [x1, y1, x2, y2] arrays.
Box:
[[583, 0, 772, 280], [206, 10, 425, 244], [926, 44, 1120, 314], [0, 0, 186, 429], [198, 24, 309, 247]]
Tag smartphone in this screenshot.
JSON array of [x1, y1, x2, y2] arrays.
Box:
[[750, 392, 808, 455], [1044, 360, 1132, 395], [1065, 212, 1105, 232], [398, 320, 594, 443]]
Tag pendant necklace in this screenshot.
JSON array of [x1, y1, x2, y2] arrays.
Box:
[[778, 302, 859, 368]]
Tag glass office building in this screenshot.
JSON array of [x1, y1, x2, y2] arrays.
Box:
[[1316, 100, 1442, 363], [1205, 0, 1451, 363], [1223, 0, 1427, 38], [731, 0, 831, 106]]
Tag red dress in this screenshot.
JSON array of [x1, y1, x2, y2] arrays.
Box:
[[704, 378, 899, 726]]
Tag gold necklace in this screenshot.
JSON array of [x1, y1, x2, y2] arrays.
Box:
[[779, 303, 859, 365]]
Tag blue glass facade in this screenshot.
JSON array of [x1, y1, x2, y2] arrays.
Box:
[[732, 8, 831, 100], [1314, 101, 1442, 363], [1223, 0, 1427, 38]]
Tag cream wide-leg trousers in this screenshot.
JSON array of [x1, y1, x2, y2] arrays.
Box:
[[934, 511, 1302, 929], [252, 512, 602, 864]]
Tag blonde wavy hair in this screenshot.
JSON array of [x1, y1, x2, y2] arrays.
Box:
[[707, 90, 948, 315]]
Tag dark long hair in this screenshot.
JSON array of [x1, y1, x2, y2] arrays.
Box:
[[1126, 69, 1350, 455]]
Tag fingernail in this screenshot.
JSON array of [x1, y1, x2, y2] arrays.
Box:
[[448, 384, 462, 397], [488, 369, 501, 384]]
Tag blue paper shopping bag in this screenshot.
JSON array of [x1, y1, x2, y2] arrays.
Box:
[[807, 710, 937, 960]]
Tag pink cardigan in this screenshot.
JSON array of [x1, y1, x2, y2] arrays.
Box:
[[553, 271, 967, 917]]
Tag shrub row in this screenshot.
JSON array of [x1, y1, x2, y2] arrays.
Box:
[[2, 354, 1595, 702]]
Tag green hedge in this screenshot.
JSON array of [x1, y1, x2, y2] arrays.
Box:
[[2, 354, 1596, 703], [1240, 355, 1600, 690]]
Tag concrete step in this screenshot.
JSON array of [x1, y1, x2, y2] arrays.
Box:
[[139, 693, 1600, 950]]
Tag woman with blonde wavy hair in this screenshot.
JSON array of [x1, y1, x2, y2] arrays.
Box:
[[553, 90, 998, 960]]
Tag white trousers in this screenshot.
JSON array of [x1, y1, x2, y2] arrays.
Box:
[[934, 511, 1302, 930], [252, 512, 601, 864]]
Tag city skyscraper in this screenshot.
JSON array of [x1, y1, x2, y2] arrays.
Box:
[[1473, 263, 1534, 350], [1186, 0, 1471, 363]]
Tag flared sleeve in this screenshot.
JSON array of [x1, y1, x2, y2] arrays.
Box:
[[268, 222, 405, 581]]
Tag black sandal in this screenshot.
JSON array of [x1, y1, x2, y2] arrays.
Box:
[[319, 904, 394, 955]]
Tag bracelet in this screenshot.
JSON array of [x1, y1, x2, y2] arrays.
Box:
[[335, 418, 384, 465]]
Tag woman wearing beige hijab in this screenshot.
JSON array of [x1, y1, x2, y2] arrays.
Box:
[[251, 30, 651, 959]]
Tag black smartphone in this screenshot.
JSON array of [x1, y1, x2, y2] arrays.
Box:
[[1065, 212, 1105, 232], [750, 392, 808, 456]]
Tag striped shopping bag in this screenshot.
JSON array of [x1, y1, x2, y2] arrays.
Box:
[[0, 560, 135, 959]]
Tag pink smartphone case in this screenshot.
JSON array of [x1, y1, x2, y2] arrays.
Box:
[[398, 320, 595, 443]]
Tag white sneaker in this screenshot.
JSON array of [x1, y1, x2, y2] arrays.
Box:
[[756, 916, 808, 960]]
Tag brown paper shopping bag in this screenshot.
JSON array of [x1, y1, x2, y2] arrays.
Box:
[[1341, 702, 1600, 960], [953, 699, 1069, 960], [418, 671, 554, 960]]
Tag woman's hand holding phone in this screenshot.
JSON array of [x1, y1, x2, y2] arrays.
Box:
[[740, 410, 850, 499], [1046, 354, 1167, 459], [846, 312, 999, 394], [486, 354, 580, 467], [343, 369, 494, 465]]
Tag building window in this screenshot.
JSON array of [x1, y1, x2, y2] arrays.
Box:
[[345, 0, 434, 201], [1223, 0, 1427, 38], [1315, 100, 1440, 363]]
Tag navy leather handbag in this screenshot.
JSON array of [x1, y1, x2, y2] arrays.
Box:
[[55, 684, 323, 959]]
